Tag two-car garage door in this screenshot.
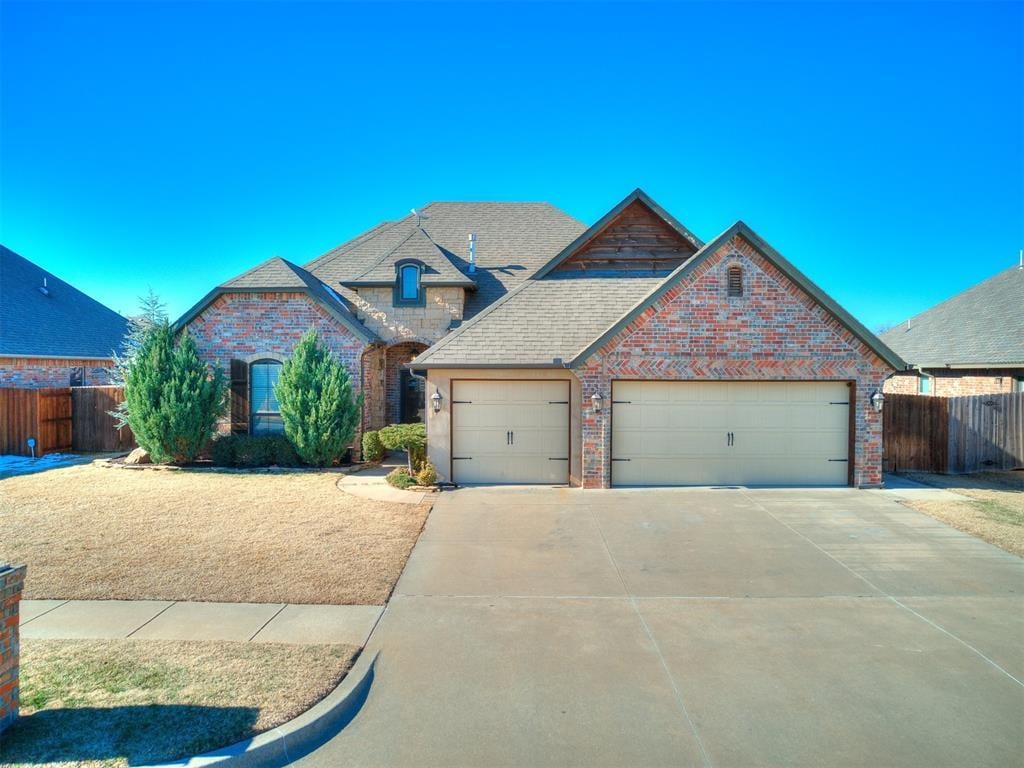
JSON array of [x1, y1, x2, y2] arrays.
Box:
[[611, 381, 850, 487]]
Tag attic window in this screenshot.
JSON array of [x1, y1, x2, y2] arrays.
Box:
[[395, 261, 424, 306], [727, 266, 744, 297]]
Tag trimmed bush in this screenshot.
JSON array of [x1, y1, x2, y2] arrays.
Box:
[[210, 434, 302, 468], [378, 423, 427, 473], [362, 430, 385, 463], [386, 467, 419, 490], [416, 461, 437, 487]]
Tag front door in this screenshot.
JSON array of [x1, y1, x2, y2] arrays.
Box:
[[400, 370, 425, 423]]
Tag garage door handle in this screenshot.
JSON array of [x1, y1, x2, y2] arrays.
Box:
[[506, 431, 511, 445]]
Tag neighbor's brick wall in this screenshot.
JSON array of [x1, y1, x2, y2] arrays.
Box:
[[577, 235, 894, 488], [0, 358, 113, 388], [0, 564, 27, 735], [884, 370, 1020, 397], [351, 286, 463, 345], [184, 292, 370, 437]]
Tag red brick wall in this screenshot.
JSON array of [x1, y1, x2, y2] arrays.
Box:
[[0, 358, 113, 388], [885, 370, 1021, 397], [577, 235, 893, 488], [184, 292, 370, 434], [0, 564, 26, 735]]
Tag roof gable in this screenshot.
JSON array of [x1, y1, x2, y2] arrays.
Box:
[[0, 245, 128, 359], [569, 222, 906, 370], [532, 189, 703, 279], [174, 256, 376, 343]]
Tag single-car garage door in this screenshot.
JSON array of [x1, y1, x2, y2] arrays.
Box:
[[611, 381, 850, 486], [452, 380, 570, 484]]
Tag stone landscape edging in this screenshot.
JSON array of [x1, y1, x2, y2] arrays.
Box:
[[139, 649, 379, 768]]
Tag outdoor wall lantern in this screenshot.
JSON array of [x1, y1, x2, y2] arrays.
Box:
[[430, 389, 443, 413], [870, 390, 885, 413], [591, 392, 604, 412]]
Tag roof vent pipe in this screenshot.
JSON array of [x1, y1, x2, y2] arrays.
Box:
[[468, 233, 477, 273], [38, 277, 50, 297]]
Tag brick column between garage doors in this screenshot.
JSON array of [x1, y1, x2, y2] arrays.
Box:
[[0, 564, 27, 734]]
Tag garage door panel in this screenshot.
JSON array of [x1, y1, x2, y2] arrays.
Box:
[[452, 381, 569, 485], [612, 381, 849, 487]]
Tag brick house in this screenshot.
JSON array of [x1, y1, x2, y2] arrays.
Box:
[[413, 190, 905, 488], [0, 246, 127, 387], [176, 203, 583, 440], [881, 265, 1024, 397], [179, 189, 904, 487]]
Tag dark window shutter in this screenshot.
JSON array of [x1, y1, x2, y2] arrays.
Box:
[[230, 359, 250, 435]]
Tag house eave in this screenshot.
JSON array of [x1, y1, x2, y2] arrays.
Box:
[[0, 353, 115, 361]]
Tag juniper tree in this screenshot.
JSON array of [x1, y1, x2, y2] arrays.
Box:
[[276, 329, 362, 467], [121, 321, 226, 464]]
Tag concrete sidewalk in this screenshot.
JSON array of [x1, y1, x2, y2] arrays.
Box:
[[20, 599, 382, 645]]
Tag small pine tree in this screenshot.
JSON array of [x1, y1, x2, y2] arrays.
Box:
[[122, 322, 226, 464], [111, 290, 169, 429], [276, 329, 363, 467]]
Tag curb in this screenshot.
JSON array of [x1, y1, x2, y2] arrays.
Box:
[[141, 649, 379, 768]]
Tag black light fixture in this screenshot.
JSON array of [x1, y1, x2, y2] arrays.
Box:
[[590, 392, 604, 412], [430, 389, 442, 413], [870, 390, 885, 413]]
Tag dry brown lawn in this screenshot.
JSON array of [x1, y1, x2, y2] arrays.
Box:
[[1, 638, 358, 767], [0, 463, 430, 604], [899, 470, 1024, 557]]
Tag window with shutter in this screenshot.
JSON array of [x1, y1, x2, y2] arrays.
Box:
[[250, 360, 284, 435]]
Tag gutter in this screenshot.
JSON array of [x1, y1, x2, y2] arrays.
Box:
[[0, 354, 115, 361]]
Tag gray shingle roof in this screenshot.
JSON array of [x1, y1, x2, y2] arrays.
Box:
[[176, 256, 375, 342], [304, 203, 586, 319], [342, 228, 477, 288], [411, 273, 665, 367], [880, 265, 1024, 366], [0, 245, 128, 358]]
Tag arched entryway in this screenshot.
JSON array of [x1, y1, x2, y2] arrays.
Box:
[[385, 341, 428, 424]]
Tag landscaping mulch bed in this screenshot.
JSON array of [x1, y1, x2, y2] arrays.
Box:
[[0, 463, 431, 604], [0, 638, 358, 767], [898, 470, 1023, 557]]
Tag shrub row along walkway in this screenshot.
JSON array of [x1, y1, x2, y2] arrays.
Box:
[[20, 600, 382, 645]]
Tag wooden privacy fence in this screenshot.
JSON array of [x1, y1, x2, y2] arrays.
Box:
[[884, 392, 1024, 474], [0, 387, 72, 456], [71, 386, 135, 452], [0, 386, 135, 457]]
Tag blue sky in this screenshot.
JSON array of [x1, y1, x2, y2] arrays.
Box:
[[1, 1, 1021, 330]]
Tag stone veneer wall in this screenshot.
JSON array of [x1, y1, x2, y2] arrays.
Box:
[[185, 292, 368, 436], [577, 235, 894, 488], [351, 286, 463, 345], [884, 370, 1022, 397], [0, 564, 26, 735], [0, 358, 113, 388]]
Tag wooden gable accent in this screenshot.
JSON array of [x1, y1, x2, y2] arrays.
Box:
[[554, 200, 699, 273]]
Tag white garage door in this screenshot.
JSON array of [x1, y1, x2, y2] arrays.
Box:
[[452, 380, 570, 484], [611, 381, 850, 487]]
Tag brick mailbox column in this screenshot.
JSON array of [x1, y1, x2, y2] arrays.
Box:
[[0, 564, 27, 734]]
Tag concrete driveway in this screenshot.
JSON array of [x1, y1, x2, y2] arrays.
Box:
[[294, 486, 1024, 768]]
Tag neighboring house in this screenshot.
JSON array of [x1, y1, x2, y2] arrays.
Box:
[[880, 265, 1024, 397], [0, 245, 127, 387], [179, 189, 903, 487]]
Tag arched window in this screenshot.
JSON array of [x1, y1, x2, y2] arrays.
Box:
[[250, 359, 284, 434], [395, 262, 423, 305], [727, 265, 744, 298]]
